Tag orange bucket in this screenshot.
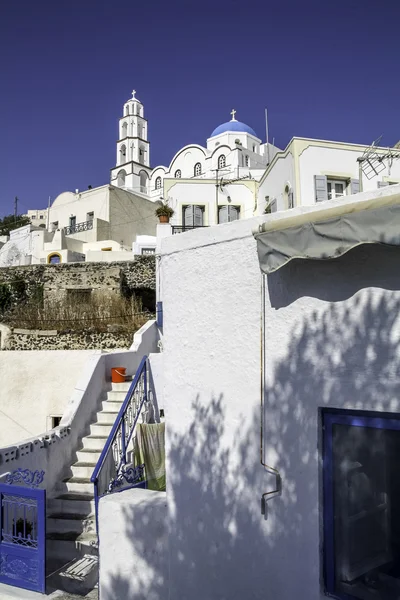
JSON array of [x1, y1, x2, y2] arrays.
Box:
[[111, 367, 126, 383]]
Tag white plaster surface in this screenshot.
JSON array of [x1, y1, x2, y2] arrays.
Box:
[[155, 214, 400, 599], [0, 350, 92, 446], [99, 488, 168, 600]]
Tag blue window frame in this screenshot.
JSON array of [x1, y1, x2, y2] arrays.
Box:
[[323, 408, 400, 600]]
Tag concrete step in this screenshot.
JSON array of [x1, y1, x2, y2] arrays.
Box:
[[90, 423, 112, 437], [47, 531, 98, 563], [101, 400, 123, 413], [97, 411, 118, 425], [47, 512, 95, 535], [77, 448, 101, 464], [82, 435, 108, 451], [71, 461, 98, 479], [106, 390, 129, 402], [111, 381, 133, 392], [65, 477, 93, 495], [48, 554, 99, 596], [48, 492, 95, 515]]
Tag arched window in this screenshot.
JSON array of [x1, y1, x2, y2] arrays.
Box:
[[121, 122, 128, 138], [125, 106, 129, 116], [155, 176, 162, 190], [252, 144, 256, 152], [48, 253, 61, 264], [194, 163, 202, 177], [120, 145, 126, 164], [175, 169, 181, 178], [235, 139, 241, 145], [245, 155, 249, 167], [218, 155, 226, 169], [140, 171, 149, 194], [139, 145, 145, 165], [117, 169, 126, 187]]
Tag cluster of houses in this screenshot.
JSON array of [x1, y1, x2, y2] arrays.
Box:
[[2, 89, 400, 268]]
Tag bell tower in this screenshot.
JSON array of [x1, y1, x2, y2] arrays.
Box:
[[110, 90, 151, 194]]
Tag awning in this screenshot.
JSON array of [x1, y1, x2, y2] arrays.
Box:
[[253, 189, 400, 274]]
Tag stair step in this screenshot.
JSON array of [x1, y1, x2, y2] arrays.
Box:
[[72, 462, 97, 479], [64, 477, 93, 494], [82, 435, 108, 451], [47, 512, 95, 534], [47, 532, 98, 563], [111, 381, 133, 391], [77, 449, 101, 463], [90, 423, 113, 436], [101, 400, 122, 413], [48, 492, 95, 515], [97, 411, 118, 425], [107, 390, 130, 401]]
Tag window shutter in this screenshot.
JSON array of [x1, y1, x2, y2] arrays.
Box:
[[350, 179, 360, 195], [218, 206, 228, 224], [184, 205, 194, 226], [378, 181, 390, 188], [314, 175, 328, 203], [228, 206, 239, 222], [194, 206, 203, 226]]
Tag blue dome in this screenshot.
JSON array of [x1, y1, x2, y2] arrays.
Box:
[[211, 120, 258, 138]]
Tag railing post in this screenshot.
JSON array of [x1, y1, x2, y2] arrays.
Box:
[[121, 419, 126, 466]]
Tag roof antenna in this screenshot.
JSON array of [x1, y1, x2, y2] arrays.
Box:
[[265, 108, 270, 165]]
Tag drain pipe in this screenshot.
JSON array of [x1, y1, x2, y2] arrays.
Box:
[[260, 274, 282, 514]]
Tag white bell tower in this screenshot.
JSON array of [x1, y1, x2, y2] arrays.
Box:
[[110, 90, 151, 195]]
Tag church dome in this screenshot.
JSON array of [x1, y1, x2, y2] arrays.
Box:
[[211, 119, 258, 138]]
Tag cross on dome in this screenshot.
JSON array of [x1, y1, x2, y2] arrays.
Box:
[[132, 90, 137, 99], [230, 109, 237, 122]]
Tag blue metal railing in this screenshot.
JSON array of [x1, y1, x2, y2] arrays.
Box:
[[91, 356, 150, 523]]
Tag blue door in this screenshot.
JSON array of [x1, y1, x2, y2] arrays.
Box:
[[0, 484, 46, 593]]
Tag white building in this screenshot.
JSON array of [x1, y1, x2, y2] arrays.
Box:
[[111, 91, 281, 228], [110, 90, 400, 230], [0, 185, 158, 266]]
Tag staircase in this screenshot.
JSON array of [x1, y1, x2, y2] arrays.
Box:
[[46, 380, 131, 595]]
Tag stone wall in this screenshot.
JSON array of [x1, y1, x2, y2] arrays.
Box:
[[0, 257, 156, 310], [4, 330, 133, 351]]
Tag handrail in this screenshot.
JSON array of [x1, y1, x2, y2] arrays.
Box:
[[91, 355, 147, 486], [64, 220, 94, 235], [91, 356, 150, 529]]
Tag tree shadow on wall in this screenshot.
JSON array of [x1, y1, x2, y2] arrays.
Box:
[[101, 256, 400, 599], [100, 395, 285, 600]]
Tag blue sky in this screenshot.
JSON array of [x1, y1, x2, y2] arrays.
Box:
[[1, 0, 399, 214]]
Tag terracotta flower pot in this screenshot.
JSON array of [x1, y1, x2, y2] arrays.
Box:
[[159, 215, 169, 223]]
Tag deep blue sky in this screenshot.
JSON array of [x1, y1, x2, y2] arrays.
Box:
[[1, 0, 399, 214]]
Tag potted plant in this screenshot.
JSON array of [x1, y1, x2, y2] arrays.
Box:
[[155, 201, 174, 223]]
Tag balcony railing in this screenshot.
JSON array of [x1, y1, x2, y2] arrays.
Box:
[[64, 220, 94, 235], [172, 225, 209, 235]]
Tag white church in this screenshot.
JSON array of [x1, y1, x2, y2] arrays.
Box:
[[2, 88, 400, 267]]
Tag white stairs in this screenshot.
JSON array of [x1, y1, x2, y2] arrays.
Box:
[[46, 380, 131, 595]]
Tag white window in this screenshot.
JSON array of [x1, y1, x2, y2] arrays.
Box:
[[87, 212, 94, 222], [155, 176, 162, 190], [218, 205, 240, 223], [327, 179, 346, 200], [175, 169, 181, 178], [194, 163, 202, 177], [183, 205, 205, 227], [218, 155, 226, 169]]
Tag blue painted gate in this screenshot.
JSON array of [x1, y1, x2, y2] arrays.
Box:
[[0, 483, 46, 593]]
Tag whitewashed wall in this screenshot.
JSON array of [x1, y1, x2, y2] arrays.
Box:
[[298, 143, 400, 206], [155, 215, 400, 600], [99, 489, 168, 600], [258, 148, 295, 212], [0, 350, 92, 446], [0, 320, 159, 498]]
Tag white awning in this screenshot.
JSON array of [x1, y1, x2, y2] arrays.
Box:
[[253, 188, 400, 274]]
